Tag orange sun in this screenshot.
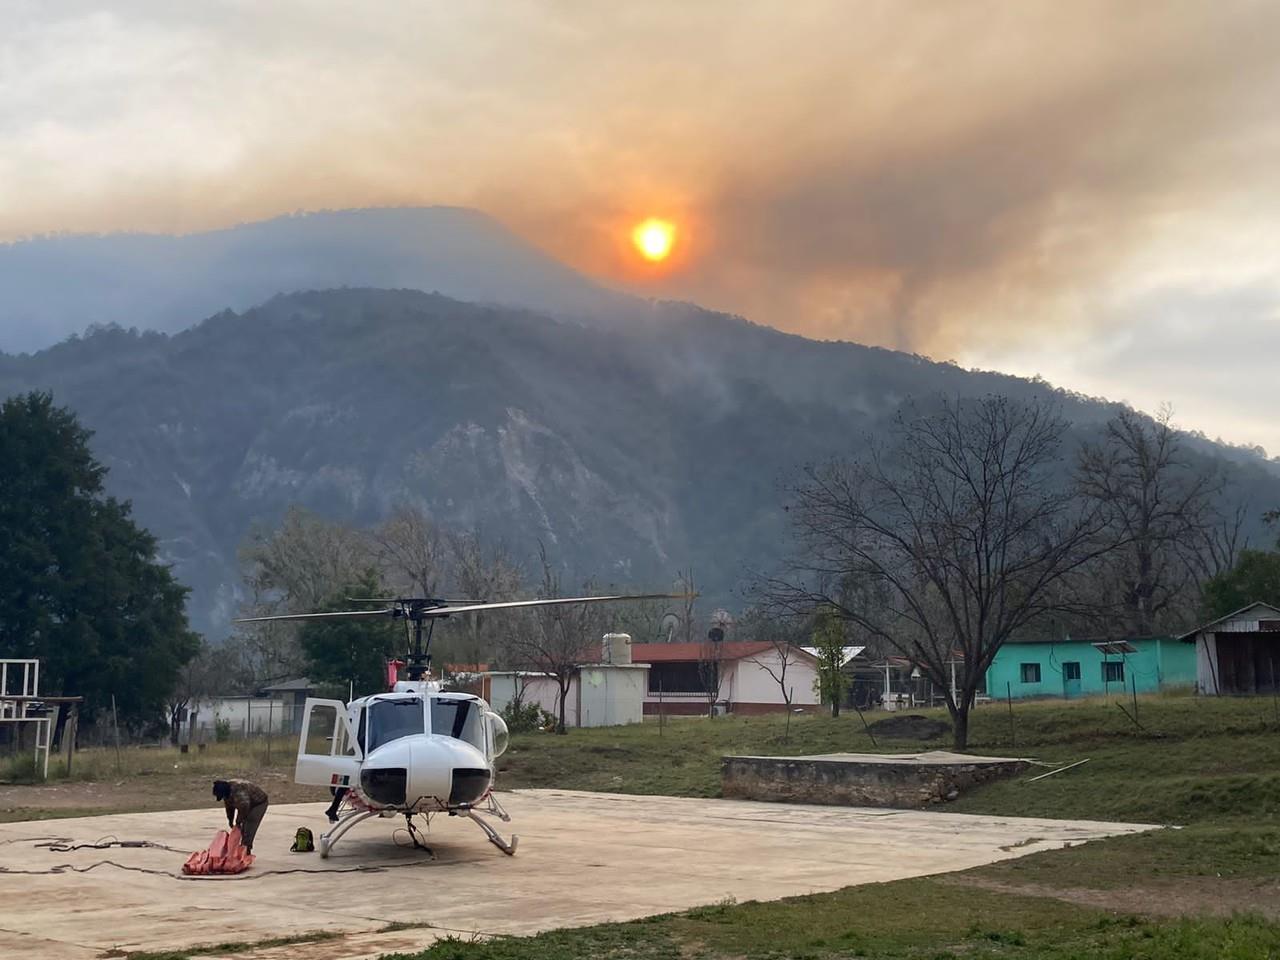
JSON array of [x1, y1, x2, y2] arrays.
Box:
[[631, 217, 676, 262]]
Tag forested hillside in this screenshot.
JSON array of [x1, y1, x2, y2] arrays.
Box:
[[1, 287, 1275, 635]]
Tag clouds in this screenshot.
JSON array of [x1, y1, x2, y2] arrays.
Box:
[[1, 2, 1277, 448]]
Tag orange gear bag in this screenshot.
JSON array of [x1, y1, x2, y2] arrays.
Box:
[[182, 826, 256, 875]]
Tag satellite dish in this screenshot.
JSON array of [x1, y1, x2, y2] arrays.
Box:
[[660, 613, 680, 642]]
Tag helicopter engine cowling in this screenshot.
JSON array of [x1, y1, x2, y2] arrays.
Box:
[[360, 734, 493, 811]]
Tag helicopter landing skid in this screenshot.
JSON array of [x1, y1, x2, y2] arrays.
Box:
[[478, 790, 512, 823], [463, 807, 519, 855], [317, 808, 380, 858]]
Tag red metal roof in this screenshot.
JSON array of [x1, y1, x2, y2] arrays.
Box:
[[630, 641, 813, 663]]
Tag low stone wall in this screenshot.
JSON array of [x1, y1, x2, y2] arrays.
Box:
[[721, 752, 1031, 808]]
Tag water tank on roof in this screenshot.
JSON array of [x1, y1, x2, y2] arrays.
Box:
[[602, 633, 632, 665]]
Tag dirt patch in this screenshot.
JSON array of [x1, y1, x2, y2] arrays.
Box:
[[947, 874, 1280, 920], [866, 714, 950, 740], [0, 768, 330, 821]]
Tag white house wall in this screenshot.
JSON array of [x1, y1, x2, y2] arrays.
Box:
[[190, 697, 289, 736], [487, 675, 577, 726], [1195, 634, 1221, 695], [576, 666, 647, 727], [730, 653, 820, 706]]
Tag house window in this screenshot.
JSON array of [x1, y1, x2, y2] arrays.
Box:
[[1103, 661, 1125, 683], [648, 661, 711, 694], [1062, 662, 1081, 681], [1020, 663, 1041, 684]]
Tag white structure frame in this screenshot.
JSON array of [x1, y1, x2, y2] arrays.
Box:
[[0, 659, 52, 779]]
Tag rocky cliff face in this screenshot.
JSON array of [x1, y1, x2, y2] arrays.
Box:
[[2, 287, 1275, 636]]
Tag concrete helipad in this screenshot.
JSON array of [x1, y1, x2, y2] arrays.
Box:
[[0, 789, 1159, 960]]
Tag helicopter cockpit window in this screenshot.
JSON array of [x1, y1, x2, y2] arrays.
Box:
[[430, 697, 485, 750], [365, 697, 425, 752]]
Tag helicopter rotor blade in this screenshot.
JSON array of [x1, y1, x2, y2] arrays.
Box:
[[346, 597, 485, 606], [420, 593, 690, 617], [234, 609, 396, 624], [234, 593, 694, 626]]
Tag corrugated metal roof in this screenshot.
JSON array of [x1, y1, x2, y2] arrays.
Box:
[[1177, 601, 1280, 641]]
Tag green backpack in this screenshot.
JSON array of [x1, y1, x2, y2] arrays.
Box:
[[290, 827, 315, 853]]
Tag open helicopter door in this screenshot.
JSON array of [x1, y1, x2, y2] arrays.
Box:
[[295, 698, 362, 788]]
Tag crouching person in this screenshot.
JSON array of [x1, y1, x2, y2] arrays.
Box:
[[213, 779, 269, 852]]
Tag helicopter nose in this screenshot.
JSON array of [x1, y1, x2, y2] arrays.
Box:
[[362, 736, 491, 808]]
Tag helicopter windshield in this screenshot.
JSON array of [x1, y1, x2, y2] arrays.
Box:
[[365, 697, 425, 752], [430, 697, 485, 750]]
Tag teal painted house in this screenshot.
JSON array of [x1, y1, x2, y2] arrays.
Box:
[[986, 637, 1197, 700]]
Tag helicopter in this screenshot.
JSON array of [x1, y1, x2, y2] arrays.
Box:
[[235, 592, 678, 857]]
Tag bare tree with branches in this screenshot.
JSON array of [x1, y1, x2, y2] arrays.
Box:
[[235, 506, 371, 681], [448, 527, 525, 664], [742, 609, 808, 716], [761, 394, 1106, 750], [370, 503, 450, 597], [500, 544, 606, 734], [239, 506, 371, 612], [1077, 407, 1226, 634], [673, 569, 699, 644], [696, 635, 726, 715]]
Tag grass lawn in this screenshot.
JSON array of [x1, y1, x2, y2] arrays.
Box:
[[410, 693, 1280, 959], [499, 693, 1280, 825], [9, 693, 1280, 958]]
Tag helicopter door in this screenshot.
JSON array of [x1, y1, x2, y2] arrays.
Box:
[[295, 698, 362, 788]]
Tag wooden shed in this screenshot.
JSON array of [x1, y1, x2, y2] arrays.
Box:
[[1179, 601, 1280, 695]]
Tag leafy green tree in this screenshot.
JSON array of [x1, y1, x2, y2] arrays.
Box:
[[811, 606, 849, 717], [299, 571, 404, 698], [0, 391, 198, 730], [1203, 550, 1280, 619]]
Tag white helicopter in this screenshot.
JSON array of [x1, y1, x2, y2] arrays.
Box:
[[237, 593, 675, 858]]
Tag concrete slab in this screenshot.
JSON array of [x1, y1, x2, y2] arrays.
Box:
[[0, 789, 1159, 960], [741, 751, 1028, 765], [723, 751, 1032, 806]]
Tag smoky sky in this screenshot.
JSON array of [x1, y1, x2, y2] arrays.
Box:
[[2, 1, 1277, 451]]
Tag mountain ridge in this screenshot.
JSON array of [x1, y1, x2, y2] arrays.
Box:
[[2, 286, 1275, 636], [0, 206, 636, 354]]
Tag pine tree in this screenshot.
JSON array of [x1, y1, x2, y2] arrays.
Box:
[[0, 392, 198, 730]]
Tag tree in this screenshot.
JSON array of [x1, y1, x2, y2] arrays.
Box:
[[1077, 407, 1223, 635], [165, 641, 223, 744], [744, 611, 808, 717], [673, 569, 699, 644], [499, 544, 606, 734], [448, 527, 525, 664], [0, 391, 198, 730], [811, 606, 849, 717], [235, 506, 371, 682], [762, 394, 1104, 750], [1202, 550, 1280, 619], [696, 636, 726, 715], [239, 505, 370, 612], [370, 503, 449, 597], [299, 571, 404, 698]]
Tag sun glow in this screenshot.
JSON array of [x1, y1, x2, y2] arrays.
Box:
[[632, 217, 676, 262]]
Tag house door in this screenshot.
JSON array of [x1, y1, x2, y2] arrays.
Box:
[[1062, 662, 1082, 699], [1216, 636, 1256, 694], [295, 698, 363, 788]]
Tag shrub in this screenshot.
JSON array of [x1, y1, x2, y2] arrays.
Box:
[[501, 699, 555, 733]]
